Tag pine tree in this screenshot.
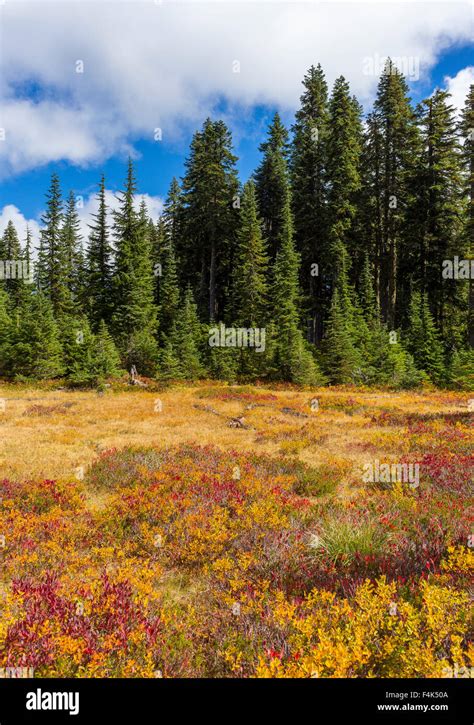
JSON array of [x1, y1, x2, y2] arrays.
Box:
[[86, 176, 113, 328], [11, 293, 64, 379], [323, 288, 362, 384], [406, 292, 445, 383], [291, 64, 329, 342], [36, 173, 71, 315], [254, 112, 290, 262], [414, 90, 463, 340], [181, 119, 239, 321], [460, 84, 474, 348], [231, 180, 268, 326], [326, 76, 362, 290], [170, 286, 204, 379], [60, 314, 96, 385], [0, 220, 23, 301], [111, 159, 158, 373], [270, 190, 322, 384], [371, 60, 419, 328], [62, 191, 85, 311], [92, 320, 122, 381], [0, 289, 12, 376]]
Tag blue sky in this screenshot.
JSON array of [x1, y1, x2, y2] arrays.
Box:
[[0, 1, 472, 242]]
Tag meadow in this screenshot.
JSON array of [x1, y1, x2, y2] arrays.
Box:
[[0, 383, 472, 678]]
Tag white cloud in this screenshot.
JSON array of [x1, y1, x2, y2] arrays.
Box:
[[0, 204, 41, 249], [75, 190, 163, 242], [0, 0, 472, 174], [444, 66, 474, 117], [0, 192, 163, 257]]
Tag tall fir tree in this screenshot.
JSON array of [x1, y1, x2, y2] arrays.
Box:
[[460, 84, 474, 349], [326, 76, 363, 292], [254, 112, 290, 262], [181, 119, 239, 321], [270, 189, 322, 384], [61, 191, 85, 311], [371, 61, 419, 329], [231, 180, 268, 326], [36, 173, 70, 316], [290, 64, 329, 343], [0, 221, 23, 302], [10, 293, 64, 379], [86, 176, 113, 328], [413, 90, 463, 342], [111, 159, 158, 373]]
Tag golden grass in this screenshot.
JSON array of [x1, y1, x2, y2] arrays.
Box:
[[0, 382, 470, 492]]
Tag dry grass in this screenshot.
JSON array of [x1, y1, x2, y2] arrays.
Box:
[[0, 382, 470, 490]]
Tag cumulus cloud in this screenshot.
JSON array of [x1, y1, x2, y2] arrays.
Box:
[[75, 190, 163, 242], [0, 192, 163, 257], [0, 0, 472, 174], [0, 204, 41, 249], [444, 66, 474, 117]]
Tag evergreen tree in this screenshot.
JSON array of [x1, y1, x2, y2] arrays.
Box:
[[61, 191, 85, 310], [36, 173, 70, 315], [290, 64, 329, 343], [60, 314, 96, 385], [181, 119, 239, 321], [111, 159, 158, 373], [86, 176, 113, 328], [270, 190, 322, 384], [171, 286, 205, 379], [0, 221, 23, 301], [10, 293, 64, 379], [158, 227, 180, 340], [0, 289, 12, 376], [231, 180, 268, 326], [326, 76, 362, 290], [254, 112, 290, 261], [406, 292, 445, 383], [460, 84, 474, 348], [371, 61, 419, 328], [414, 90, 463, 340], [92, 320, 122, 381], [359, 252, 378, 322], [323, 288, 363, 384]]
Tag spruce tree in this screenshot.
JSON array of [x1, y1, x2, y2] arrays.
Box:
[[254, 112, 290, 262], [36, 173, 71, 316], [11, 293, 64, 379], [0, 221, 23, 301], [87, 176, 113, 328], [406, 292, 445, 383], [414, 90, 463, 340], [460, 84, 474, 348], [181, 119, 239, 321], [111, 159, 158, 374], [231, 180, 268, 326], [326, 76, 362, 290], [0, 289, 12, 377], [92, 320, 122, 381], [290, 64, 329, 344], [270, 190, 322, 384], [371, 60, 419, 328]]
